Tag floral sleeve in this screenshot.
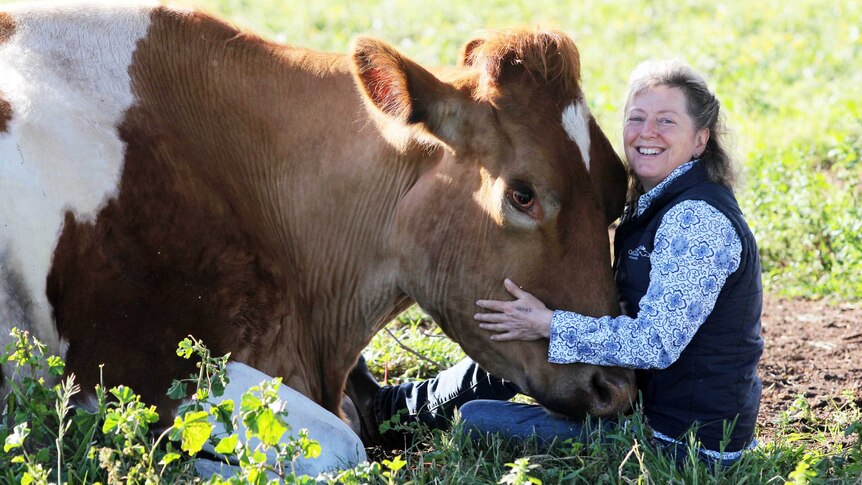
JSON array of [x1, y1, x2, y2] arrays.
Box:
[[548, 200, 742, 368]]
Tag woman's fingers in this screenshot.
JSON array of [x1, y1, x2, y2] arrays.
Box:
[[475, 299, 508, 311], [474, 312, 508, 322], [479, 323, 521, 341], [503, 278, 530, 299], [474, 280, 553, 341], [477, 280, 537, 310]]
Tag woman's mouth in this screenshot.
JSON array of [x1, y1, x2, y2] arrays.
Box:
[[637, 147, 664, 155]]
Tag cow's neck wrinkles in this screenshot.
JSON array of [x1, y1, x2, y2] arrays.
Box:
[[133, 9, 449, 409]]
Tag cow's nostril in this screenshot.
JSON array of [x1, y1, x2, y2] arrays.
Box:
[[591, 371, 613, 408], [589, 370, 634, 416]]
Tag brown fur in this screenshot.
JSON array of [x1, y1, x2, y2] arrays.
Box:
[[45, 7, 634, 423], [463, 29, 582, 101], [0, 13, 12, 133], [49, 7, 414, 417], [0, 12, 13, 44], [49, 8, 314, 417], [0, 94, 10, 133]]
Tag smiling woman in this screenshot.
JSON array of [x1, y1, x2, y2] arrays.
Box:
[[349, 58, 765, 469], [622, 60, 736, 195], [467, 59, 763, 466], [623, 85, 708, 191]]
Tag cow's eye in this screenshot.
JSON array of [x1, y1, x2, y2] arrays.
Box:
[[506, 185, 535, 211]]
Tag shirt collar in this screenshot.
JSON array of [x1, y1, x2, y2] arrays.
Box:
[[635, 159, 700, 217]]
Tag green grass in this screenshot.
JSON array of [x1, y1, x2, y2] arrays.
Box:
[[335, 403, 862, 484], [362, 307, 465, 387], [3, 330, 861, 483]]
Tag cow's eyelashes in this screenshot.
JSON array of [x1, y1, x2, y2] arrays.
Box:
[[506, 183, 536, 212]]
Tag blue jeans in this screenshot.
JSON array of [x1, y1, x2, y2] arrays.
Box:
[[461, 400, 742, 468], [374, 357, 744, 468], [373, 357, 518, 445], [459, 400, 613, 446]]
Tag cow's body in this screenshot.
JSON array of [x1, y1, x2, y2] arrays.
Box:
[[1, 1, 634, 474]]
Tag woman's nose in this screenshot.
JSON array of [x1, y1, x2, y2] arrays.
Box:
[[640, 119, 658, 138]]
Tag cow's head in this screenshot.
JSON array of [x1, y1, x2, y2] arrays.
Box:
[[351, 30, 635, 418]]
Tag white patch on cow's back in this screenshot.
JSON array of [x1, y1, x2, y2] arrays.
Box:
[[195, 362, 366, 478], [561, 98, 592, 172], [0, 2, 156, 370]]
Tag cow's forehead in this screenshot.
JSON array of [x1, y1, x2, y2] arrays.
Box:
[[486, 93, 593, 177]]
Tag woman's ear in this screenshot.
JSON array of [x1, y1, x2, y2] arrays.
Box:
[[695, 127, 710, 157]]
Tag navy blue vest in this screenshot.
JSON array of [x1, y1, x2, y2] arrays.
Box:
[[613, 163, 763, 452]]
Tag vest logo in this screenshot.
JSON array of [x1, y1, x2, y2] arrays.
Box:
[[627, 245, 651, 260]]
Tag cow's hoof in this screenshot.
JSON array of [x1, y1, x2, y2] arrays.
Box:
[[344, 355, 383, 446]]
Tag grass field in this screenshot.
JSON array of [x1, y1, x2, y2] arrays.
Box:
[[1, 0, 860, 483]]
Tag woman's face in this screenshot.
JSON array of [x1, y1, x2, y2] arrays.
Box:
[[623, 85, 709, 192]]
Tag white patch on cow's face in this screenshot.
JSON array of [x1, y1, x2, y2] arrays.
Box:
[[0, 2, 156, 366], [561, 99, 592, 172], [193, 362, 366, 476]]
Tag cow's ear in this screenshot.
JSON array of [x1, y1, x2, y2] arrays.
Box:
[[351, 37, 463, 146], [458, 38, 484, 67], [588, 121, 629, 225]]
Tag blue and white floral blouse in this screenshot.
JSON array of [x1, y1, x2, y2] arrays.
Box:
[[548, 160, 743, 368]]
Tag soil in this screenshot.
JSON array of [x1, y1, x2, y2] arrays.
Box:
[[758, 296, 862, 442]]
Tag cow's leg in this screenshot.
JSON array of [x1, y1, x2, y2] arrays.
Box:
[[340, 394, 362, 436], [198, 362, 366, 478]]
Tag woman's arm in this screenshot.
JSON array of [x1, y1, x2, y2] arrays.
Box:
[[548, 200, 742, 368], [477, 200, 743, 369]]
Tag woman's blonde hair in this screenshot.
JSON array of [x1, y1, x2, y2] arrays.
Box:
[[625, 59, 737, 198]]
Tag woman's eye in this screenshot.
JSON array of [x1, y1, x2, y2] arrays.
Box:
[[659, 118, 675, 125], [507, 187, 535, 210]]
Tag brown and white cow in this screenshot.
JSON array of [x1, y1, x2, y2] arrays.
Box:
[[0, 1, 634, 474]]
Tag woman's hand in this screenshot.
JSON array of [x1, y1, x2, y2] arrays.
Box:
[[475, 279, 554, 341]]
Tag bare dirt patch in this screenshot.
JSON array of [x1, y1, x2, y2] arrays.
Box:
[[758, 296, 862, 441]]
